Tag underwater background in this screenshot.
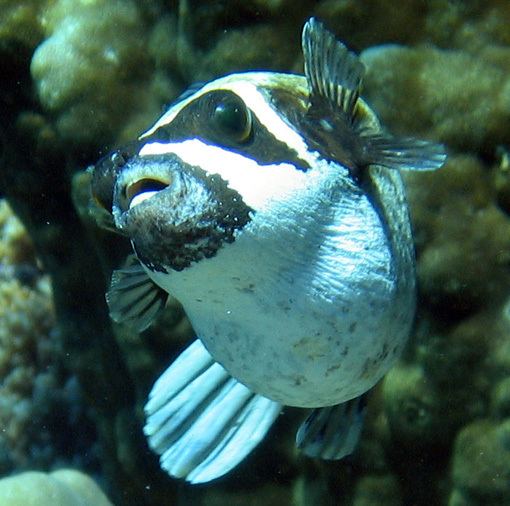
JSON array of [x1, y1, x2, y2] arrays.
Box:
[[0, 0, 509, 504]]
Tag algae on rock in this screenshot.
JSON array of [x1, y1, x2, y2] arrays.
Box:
[[0, 201, 97, 474]]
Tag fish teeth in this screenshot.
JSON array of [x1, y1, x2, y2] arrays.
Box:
[[129, 191, 159, 209]]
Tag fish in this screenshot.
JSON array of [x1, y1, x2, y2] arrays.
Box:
[[91, 18, 446, 483]]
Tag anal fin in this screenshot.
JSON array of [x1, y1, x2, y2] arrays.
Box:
[[296, 394, 367, 460], [144, 339, 282, 483], [106, 256, 168, 332]]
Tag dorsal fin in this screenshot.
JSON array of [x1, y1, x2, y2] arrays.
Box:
[[301, 18, 446, 173], [302, 17, 365, 123]]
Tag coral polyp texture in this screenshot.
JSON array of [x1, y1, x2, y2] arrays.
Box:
[[0, 201, 54, 467], [0, 202, 96, 475], [30, 0, 176, 147], [0, 0, 509, 505]]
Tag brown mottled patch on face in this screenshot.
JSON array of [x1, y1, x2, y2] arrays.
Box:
[[114, 154, 252, 272]]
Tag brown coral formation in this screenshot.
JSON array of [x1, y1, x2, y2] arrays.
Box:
[[0, 201, 98, 475], [0, 277, 54, 467], [0, 201, 56, 468], [0, 0, 44, 49]]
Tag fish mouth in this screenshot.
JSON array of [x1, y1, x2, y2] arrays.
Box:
[[113, 155, 178, 216], [111, 153, 253, 272], [124, 175, 172, 210]]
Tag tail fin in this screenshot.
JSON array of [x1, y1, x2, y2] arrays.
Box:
[[144, 339, 282, 483]]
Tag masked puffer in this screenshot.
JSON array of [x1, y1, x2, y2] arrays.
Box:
[[91, 18, 446, 484]]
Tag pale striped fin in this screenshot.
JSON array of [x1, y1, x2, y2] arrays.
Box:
[[144, 339, 282, 483], [302, 17, 365, 122], [363, 134, 447, 172]]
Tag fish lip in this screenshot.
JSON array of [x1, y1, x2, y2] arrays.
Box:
[[110, 152, 253, 271], [125, 175, 172, 210], [111, 153, 186, 227], [114, 182, 174, 233]]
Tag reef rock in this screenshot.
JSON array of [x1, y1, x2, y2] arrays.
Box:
[[450, 419, 510, 506], [30, 0, 167, 147], [0, 469, 113, 505], [361, 45, 510, 153]]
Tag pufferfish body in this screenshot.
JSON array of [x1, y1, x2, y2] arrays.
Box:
[[91, 19, 445, 483]]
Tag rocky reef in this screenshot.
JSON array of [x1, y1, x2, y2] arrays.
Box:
[[0, 469, 113, 505], [0, 0, 509, 505], [0, 201, 97, 474]]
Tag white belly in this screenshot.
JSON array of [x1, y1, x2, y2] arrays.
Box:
[[149, 165, 415, 407]]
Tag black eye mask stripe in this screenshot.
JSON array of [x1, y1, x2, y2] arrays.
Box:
[[114, 154, 253, 273], [141, 90, 312, 172]]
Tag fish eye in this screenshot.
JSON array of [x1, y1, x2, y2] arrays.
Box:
[[212, 95, 252, 143]]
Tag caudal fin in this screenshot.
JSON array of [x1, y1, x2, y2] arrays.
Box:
[[144, 339, 282, 483]]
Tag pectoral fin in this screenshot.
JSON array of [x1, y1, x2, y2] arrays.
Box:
[[106, 256, 168, 332], [144, 339, 282, 483], [361, 133, 447, 172], [301, 18, 446, 173], [296, 394, 367, 460]]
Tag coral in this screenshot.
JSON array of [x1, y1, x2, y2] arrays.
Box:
[[382, 364, 444, 448], [0, 277, 54, 466], [198, 23, 297, 80], [30, 0, 173, 147], [0, 201, 53, 470], [425, 1, 510, 51], [351, 475, 403, 506], [405, 155, 510, 315], [360, 45, 510, 153], [450, 419, 510, 506], [0, 0, 45, 49], [0, 200, 36, 266], [490, 377, 510, 419], [0, 469, 113, 506], [0, 201, 97, 473], [314, 0, 428, 50], [315, 0, 510, 52]]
